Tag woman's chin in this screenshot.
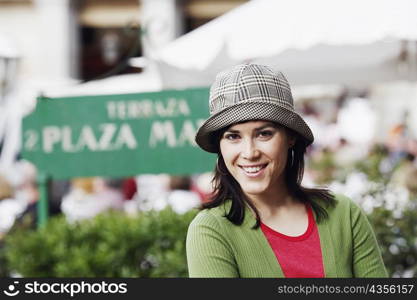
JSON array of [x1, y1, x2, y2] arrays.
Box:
[[242, 185, 269, 197]]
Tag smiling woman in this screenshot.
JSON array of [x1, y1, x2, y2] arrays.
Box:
[[186, 64, 388, 278], [220, 121, 291, 200]]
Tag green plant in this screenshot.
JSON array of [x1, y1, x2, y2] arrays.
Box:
[[0, 240, 8, 277], [354, 144, 390, 183], [367, 200, 417, 277], [3, 208, 197, 277]]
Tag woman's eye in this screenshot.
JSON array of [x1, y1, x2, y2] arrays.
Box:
[[224, 133, 240, 140], [258, 130, 273, 138]]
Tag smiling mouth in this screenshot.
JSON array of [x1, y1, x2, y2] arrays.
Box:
[[239, 164, 268, 174]]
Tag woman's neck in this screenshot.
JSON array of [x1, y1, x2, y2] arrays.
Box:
[[244, 185, 301, 219]]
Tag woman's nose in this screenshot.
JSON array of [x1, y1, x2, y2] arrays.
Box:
[[241, 139, 260, 160]]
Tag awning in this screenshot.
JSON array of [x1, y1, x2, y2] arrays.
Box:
[[153, 0, 417, 87]]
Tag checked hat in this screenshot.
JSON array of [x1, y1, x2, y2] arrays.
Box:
[[195, 64, 314, 153]]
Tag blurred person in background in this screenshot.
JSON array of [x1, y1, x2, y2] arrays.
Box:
[[60, 177, 124, 223], [390, 152, 417, 192], [0, 160, 38, 232], [405, 168, 417, 196], [93, 177, 125, 208], [134, 174, 170, 212], [186, 64, 387, 278], [385, 120, 409, 171], [121, 177, 137, 201], [0, 174, 19, 238], [48, 179, 71, 216], [165, 175, 201, 214], [134, 175, 201, 214], [194, 172, 215, 203]]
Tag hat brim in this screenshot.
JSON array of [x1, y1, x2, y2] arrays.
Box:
[[195, 101, 314, 153]]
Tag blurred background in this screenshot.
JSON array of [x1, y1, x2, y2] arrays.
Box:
[[0, 0, 416, 278]]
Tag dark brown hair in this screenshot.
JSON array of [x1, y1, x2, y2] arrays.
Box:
[[202, 123, 336, 228]]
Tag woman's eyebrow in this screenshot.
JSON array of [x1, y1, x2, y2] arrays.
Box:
[[224, 129, 240, 134], [225, 124, 277, 133], [255, 123, 277, 131]]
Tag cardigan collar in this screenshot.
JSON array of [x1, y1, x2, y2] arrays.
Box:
[[221, 199, 337, 277]]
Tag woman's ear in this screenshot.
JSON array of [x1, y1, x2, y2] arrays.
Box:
[[287, 134, 296, 148], [283, 127, 297, 148]]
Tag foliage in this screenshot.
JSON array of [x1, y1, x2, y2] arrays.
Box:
[[354, 144, 390, 183], [307, 148, 338, 184], [368, 205, 417, 277], [364, 188, 417, 278], [0, 240, 8, 277], [308, 144, 417, 277], [2, 208, 197, 277]]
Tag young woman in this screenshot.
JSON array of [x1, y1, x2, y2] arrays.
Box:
[[186, 64, 387, 278]]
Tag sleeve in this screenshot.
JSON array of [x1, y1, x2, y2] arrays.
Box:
[[350, 200, 388, 277], [186, 212, 239, 278]]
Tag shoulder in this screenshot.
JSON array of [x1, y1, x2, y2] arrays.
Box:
[[186, 205, 236, 255], [188, 205, 230, 230], [322, 193, 367, 225], [320, 193, 359, 212], [335, 194, 364, 214]]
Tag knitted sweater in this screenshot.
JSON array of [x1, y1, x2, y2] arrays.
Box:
[[186, 195, 388, 278]]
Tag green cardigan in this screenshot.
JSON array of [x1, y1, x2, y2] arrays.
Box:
[[186, 195, 388, 278]]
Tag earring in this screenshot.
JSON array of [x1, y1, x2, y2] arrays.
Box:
[[288, 147, 295, 167]]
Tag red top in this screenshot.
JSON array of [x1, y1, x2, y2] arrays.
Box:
[[260, 205, 325, 278]]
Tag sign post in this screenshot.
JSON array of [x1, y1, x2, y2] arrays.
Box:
[[36, 172, 49, 228]]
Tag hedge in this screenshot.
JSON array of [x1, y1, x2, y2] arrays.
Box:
[[2, 208, 197, 277]]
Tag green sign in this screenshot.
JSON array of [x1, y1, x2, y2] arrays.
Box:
[[22, 88, 216, 179]]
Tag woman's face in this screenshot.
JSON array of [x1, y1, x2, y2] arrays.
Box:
[[219, 120, 294, 198]]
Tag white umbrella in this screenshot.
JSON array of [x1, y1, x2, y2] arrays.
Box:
[[154, 0, 417, 87]]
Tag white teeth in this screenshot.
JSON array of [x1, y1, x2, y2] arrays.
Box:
[[242, 166, 263, 173]]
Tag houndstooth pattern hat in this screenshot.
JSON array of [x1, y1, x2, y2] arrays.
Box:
[[195, 64, 314, 153]]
